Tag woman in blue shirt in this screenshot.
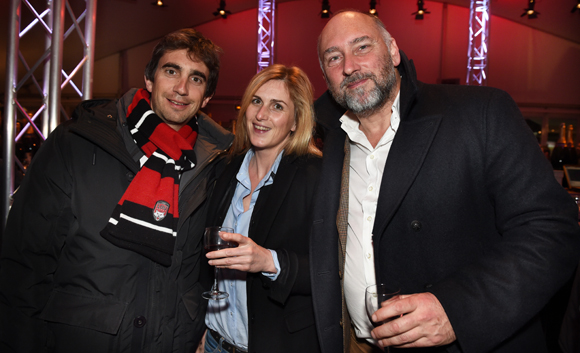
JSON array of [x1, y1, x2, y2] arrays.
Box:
[[203, 64, 322, 353]]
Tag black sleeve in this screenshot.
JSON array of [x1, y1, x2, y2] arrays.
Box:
[[0, 125, 74, 352], [429, 90, 580, 352]]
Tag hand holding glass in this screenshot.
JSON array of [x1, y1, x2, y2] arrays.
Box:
[[365, 284, 401, 325], [202, 226, 235, 300]]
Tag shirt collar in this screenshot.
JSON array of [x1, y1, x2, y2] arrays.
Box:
[[236, 148, 284, 191], [339, 91, 401, 147]]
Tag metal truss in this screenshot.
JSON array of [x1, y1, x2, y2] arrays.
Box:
[[466, 0, 490, 86], [2, 0, 97, 230], [257, 0, 276, 72]]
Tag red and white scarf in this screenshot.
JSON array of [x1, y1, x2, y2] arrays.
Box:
[[101, 89, 198, 266]]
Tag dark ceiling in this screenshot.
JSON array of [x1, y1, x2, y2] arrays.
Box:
[[1, 0, 579, 98]]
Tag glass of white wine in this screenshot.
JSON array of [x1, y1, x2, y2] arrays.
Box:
[[365, 284, 401, 352], [365, 284, 401, 325]]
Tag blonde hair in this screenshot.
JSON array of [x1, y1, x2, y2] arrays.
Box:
[[231, 64, 321, 157]]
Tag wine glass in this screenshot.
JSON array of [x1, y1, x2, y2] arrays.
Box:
[[202, 226, 235, 300], [365, 284, 400, 325]]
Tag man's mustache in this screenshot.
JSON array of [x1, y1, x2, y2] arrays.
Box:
[[340, 72, 375, 90]]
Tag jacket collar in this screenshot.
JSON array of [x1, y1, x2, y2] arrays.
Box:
[[70, 95, 139, 172], [70, 89, 233, 173], [397, 50, 419, 122]]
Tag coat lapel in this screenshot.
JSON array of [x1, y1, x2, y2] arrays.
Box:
[[372, 113, 443, 241], [336, 137, 350, 273], [208, 155, 244, 227], [249, 155, 298, 247]]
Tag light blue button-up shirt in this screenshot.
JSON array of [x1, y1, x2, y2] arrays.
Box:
[[205, 149, 283, 350]]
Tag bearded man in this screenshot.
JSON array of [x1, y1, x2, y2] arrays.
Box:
[[309, 10, 580, 353]]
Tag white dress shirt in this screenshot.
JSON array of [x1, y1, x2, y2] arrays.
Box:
[[341, 92, 401, 343]]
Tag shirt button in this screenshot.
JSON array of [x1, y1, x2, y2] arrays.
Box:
[[367, 253, 372, 259], [230, 312, 233, 317], [368, 186, 373, 191], [367, 216, 372, 222], [370, 155, 375, 159]]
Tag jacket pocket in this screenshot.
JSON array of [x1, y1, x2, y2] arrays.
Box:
[[284, 305, 315, 333], [38, 289, 128, 334], [182, 282, 204, 320]]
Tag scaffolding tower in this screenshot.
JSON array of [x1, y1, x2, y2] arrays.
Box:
[[466, 0, 490, 86], [257, 0, 275, 72], [2, 0, 97, 232]]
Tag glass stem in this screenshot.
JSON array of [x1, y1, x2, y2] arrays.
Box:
[[213, 267, 220, 293]]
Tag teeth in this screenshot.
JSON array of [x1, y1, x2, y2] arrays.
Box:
[[170, 100, 186, 106], [254, 124, 270, 131]]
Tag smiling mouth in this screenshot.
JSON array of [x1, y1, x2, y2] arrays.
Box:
[[254, 124, 270, 131], [169, 99, 188, 106], [342, 73, 373, 90], [346, 79, 368, 90]]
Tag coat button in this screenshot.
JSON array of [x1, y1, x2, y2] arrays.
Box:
[[126, 172, 134, 181], [411, 220, 422, 231], [133, 316, 146, 328]]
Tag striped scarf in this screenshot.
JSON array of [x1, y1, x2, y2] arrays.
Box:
[[101, 89, 198, 266]]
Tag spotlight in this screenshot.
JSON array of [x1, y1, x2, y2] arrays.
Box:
[[320, 0, 331, 19], [521, 0, 539, 19], [152, 0, 167, 7], [573, 1, 580, 13], [369, 0, 378, 17], [213, 0, 231, 19], [412, 0, 430, 20]]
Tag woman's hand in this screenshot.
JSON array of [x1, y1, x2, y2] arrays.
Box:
[[206, 232, 277, 274]]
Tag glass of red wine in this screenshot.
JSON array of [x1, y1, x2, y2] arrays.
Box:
[[202, 226, 235, 300]]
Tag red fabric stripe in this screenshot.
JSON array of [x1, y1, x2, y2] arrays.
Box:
[[142, 141, 157, 157], [149, 123, 196, 160], [173, 184, 180, 218], [118, 167, 178, 215], [127, 89, 151, 117]]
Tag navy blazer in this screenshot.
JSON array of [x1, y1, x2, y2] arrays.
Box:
[[310, 51, 580, 353], [206, 152, 322, 353]]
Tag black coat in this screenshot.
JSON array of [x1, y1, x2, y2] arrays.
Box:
[[0, 89, 233, 353], [310, 51, 580, 353], [206, 153, 322, 353]]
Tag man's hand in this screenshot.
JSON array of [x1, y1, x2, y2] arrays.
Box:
[[206, 232, 276, 274], [370, 292, 456, 348]]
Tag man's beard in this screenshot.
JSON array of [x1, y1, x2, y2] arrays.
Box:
[[328, 53, 397, 118]]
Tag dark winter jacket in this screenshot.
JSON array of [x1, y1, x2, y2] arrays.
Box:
[[0, 89, 233, 353]]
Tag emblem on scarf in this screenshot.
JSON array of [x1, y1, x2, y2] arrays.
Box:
[[153, 200, 170, 221]]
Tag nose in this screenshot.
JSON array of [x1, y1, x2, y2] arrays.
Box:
[[343, 52, 360, 77], [255, 105, 267, 121], [174, 77, 188, 96]]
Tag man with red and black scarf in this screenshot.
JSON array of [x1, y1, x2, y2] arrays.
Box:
[[0, 28, 233, 353]]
